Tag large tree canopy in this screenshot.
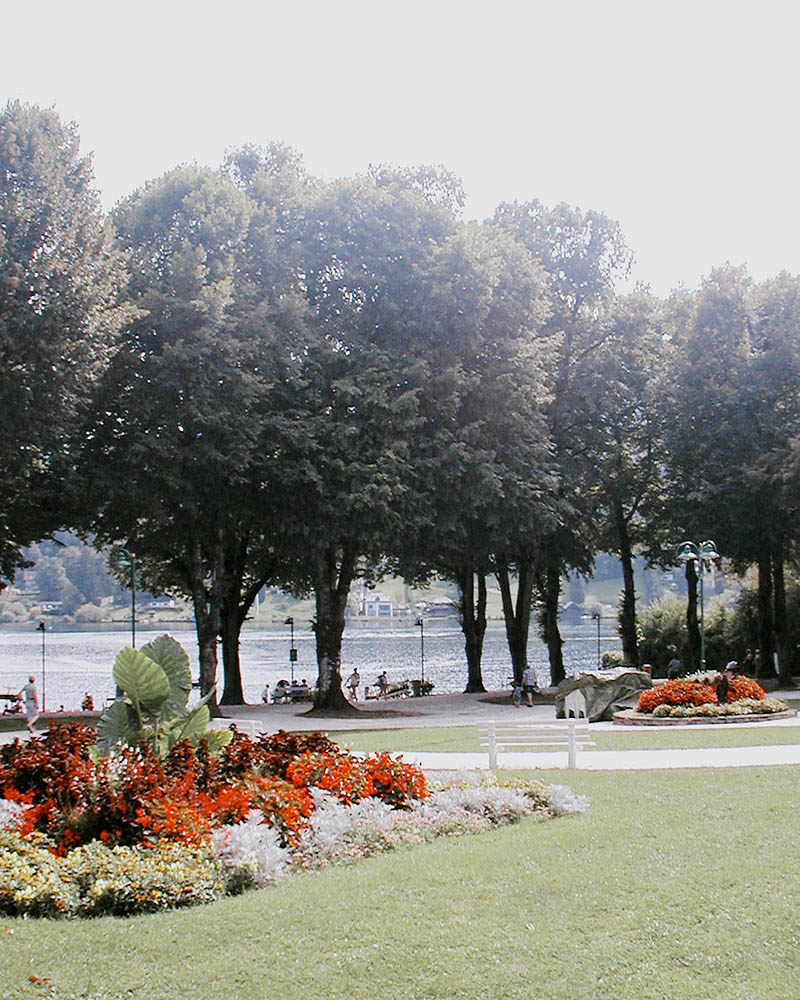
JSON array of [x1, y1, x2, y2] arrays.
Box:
[[80, 163, 303, 709], [0, 101, 126, 583], [493, 200, 633, 683]]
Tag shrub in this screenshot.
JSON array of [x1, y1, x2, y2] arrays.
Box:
[[637, 597, 689, 676], [601, 651, 624, 669], [0, 830, 224, 918]]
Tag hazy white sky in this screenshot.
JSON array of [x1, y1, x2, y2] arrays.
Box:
[[3, 0, 799, 295]]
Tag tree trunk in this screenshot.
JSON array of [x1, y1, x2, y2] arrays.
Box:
[[538, 565, 565, 686], [773, 544, 791, 685], [457, 567, 487, 693], [312, 543, 356, 711], [218, 534, 273, 706], [496, 553, 534, 683], [685, 559, 700, 673], [614, 499, 639, 667], [219, 598, 245, 705], [188, 528, 222, 716], [756, 548, 774, 679]]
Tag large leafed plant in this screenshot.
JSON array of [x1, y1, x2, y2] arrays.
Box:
[[95, 635, 232, 758]]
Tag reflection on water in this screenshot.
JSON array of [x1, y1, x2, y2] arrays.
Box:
[[0, 620, 621, 710]]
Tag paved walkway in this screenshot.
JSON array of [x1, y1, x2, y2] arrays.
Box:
[[3, 688, 798, 770], [392, 743, 800, 771]]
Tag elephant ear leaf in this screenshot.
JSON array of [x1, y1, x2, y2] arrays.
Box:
[[175, 704, 212, 746], [203, 728, 233, 752], [95, 699, 141, 755], [113, 647, 170, 715], [140, 634, 192, 712]]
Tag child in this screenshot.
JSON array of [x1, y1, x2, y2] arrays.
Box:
[[512, 678, 522, 707]]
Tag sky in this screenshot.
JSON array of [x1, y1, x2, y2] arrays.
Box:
[[3, 0, 799, 296]]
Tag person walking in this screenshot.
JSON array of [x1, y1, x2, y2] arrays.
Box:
[[19, 675, 39, 734], [346, 669, 360, 702], [521, 663, 537, 707]]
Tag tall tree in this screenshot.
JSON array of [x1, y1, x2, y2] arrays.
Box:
[[81, 165, 297, 710], [0, 102, 126, 583], [270, 170, 461, 710], [493, 200, 633, 683], [660, 266, 800, 674], [398, 222, 556, 690], [581, 289, 666, 666]]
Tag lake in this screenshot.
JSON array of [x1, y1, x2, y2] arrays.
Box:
[[0, 618, 621, 711]]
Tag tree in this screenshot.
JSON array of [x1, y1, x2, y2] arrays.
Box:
[[0, 102, 126, 583], [80, 164, 294, 711], [661, 267, 800, 677], [395, 221, 556, 690], [581, 289, 666, 666], [269, 170, 461, 709], [493, 200, 633, 683]]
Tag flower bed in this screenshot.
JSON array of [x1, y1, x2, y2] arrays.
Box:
[[635, 673, 788, 719], [0, 725, 588, 918]]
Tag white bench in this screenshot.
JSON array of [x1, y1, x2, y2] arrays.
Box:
[[478, 719, 594, 769], [563, 688, 588, 718], [207, 718, 261, 738]]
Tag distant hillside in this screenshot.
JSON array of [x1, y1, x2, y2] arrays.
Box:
[[0, 534, 741, 628]]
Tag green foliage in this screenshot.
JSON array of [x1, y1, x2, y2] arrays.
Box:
[[95, 635, 231, 758], [0, 830, 224, 917], [0, 102, 128, 584], [637, 597, 688, 675]]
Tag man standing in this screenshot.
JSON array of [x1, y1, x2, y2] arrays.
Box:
[[19, 676, 39, 734], [521, 663, 538, 707]]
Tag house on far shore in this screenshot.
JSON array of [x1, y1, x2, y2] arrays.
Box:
[[360, 593, 394, 618]]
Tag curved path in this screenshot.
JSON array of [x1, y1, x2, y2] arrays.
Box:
[[3, 687, 798, 769]]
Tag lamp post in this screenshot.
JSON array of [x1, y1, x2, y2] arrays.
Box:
[[676, 539, 719, 671], [415, 617, 425, 686], [284, 617, 297, 683], [118, 549, 136, 648], [37, 621, 46, 713], [591, 612, 601, 670]]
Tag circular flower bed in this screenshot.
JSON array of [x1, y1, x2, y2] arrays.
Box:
[[0, 724, 587, 918], [635, 673, 789, 719]]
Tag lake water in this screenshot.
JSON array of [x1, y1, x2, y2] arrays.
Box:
[[0, 618, 621, 711]]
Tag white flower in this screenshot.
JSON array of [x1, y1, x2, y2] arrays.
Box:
[[211, 810, 290, 887]]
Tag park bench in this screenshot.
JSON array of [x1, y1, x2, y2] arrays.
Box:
[[1, 692, 22, 715], [207, 718, 262, 739], [478, 718, 594, 769]]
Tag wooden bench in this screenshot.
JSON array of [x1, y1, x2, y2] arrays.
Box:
[[478, 719, 594, 769]]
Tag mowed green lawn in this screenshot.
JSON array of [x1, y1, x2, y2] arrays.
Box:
[[331, 722, 800, 754], [3, 766, 798, 1000]]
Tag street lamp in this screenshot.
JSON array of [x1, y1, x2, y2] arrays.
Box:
[[591, 612, 601, 670], [117, 550, 136, 648], [284, 617, 297, 683], [676, 539, 719, 671], [415, 617, 425, 686], [37, 621, 46, 713]]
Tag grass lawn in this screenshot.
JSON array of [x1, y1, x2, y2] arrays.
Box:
[[331, 722, 800, 755], [3, 767, 798, 1000]]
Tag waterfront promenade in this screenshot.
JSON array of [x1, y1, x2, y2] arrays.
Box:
[[5, 687, 798, 770]]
